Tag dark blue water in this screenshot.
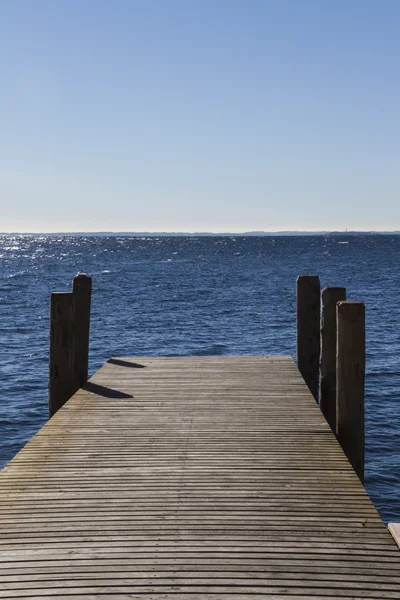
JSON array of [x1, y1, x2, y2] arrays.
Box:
[[1, 235, 399, 523]]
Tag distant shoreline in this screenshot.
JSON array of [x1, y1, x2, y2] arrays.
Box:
[[1, 231, 400, 237]]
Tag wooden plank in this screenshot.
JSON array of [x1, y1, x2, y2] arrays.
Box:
[[0, 356, 399, 599]]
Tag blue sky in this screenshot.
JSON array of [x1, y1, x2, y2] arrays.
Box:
[[1, 0, 399, 232]]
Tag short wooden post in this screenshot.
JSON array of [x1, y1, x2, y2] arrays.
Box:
[[49, 292, 75, 417], [296, 275, 320, 401], [320, 287, 346, 431], [72, 273, 92, 394], [388, 523, 400, 549], [336, 301, 365, 482]]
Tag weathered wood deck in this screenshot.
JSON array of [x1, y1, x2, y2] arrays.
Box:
[[0, 356, 399, 598]]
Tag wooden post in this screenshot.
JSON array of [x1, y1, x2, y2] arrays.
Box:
[[388, 523, 400, 549], [336, 301, 365, 483], [49, 292, 75, 417], [296, 275, 320, 401], [320, 287, 346, 431], [72, 273, 92, 394]]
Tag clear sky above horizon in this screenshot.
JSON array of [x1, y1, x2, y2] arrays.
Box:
[[1, 0, 400, 233]]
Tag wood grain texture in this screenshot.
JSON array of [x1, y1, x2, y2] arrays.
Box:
[[388, 523, 400, 549], [1, 355, 399, 599], [296, 276, 320, 401], [71, 273, 92, 394], [336, 302, 365, 483], [48, 292, 75, 418], [320, 287, 346, 432]]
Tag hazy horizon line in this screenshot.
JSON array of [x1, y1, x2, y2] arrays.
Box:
[[1, 229, 400, 237]]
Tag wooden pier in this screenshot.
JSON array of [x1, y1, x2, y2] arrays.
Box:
[[0, 274, 399, 598], [0, 355, 399, 598]]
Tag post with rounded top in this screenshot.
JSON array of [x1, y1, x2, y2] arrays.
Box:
[[296, 275, 320, 401], [336, 301, 365, 483], [320, 287, 346, 431], [49, 292, 75, 417], [72, 273, 92, 394]]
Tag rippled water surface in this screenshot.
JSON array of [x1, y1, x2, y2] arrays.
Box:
[[0, 234, 399, 523]]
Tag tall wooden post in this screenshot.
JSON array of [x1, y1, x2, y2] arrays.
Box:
[[320, 287, 346, 431], [72, 273, 92, 394], [336, 301, 365, 483], [296, 276, 320, 401], [49, 292, 75, 417]]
